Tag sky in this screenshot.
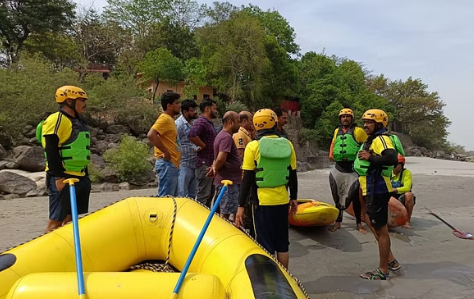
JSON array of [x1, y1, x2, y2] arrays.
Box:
[[75, 0, 474, 149]]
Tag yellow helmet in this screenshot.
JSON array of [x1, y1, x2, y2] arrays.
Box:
[[253, 109, 277, 131], [339, 108, 354, 118], [362, 109, 388, 127], [55, 86, 88, 103]]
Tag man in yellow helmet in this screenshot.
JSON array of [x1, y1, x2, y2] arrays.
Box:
[[234, 109, 298, 269], [40, 86, 91, 233], [328, 108, 368, 233], [354, 109, 400, 280]]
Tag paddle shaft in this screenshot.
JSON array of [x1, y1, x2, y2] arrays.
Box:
[[425, 207, 457, 231], [65, 179, 86, 298], [171, 181, 232, 298]]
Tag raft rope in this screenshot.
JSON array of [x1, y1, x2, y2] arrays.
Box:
[[129, 196, 178, 273], [3, 196, 309, 298]]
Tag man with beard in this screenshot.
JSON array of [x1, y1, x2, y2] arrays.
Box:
[[188, 99, 218, 207], [354, 109, 399, 280], [273, 107, 289, 139], [328, 108, 368, 233], [147, 92, 182, 197], [175, 99, 198, 199], [208, 111, 242, 219]]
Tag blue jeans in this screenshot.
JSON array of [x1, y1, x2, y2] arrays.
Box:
[[155, 159, 179, 197], [177, 165, 197, 199]]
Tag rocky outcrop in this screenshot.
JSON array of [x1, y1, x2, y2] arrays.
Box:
[[13, 146, 45, 172], [0, 116, 158, 199], [0, 171, 38, 196]]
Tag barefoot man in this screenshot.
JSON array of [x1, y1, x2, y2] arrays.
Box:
[[328, 108, 367, 233]]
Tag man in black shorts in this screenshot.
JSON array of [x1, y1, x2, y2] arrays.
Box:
[[353, 109, 399, 280], [39, 86, 92, 233], [234, 109, 298, 269]]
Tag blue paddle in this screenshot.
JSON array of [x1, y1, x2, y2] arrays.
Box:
[[64, 178, 87, 299], [170, 180, 233, 299]]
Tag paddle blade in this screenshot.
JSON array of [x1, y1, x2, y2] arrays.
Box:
[[453, 230, 473, 240]]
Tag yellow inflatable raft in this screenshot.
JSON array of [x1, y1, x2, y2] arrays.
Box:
[[289, 199, 339, 227], [0, 197, 308, 299]]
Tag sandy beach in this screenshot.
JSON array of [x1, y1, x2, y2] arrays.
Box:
[[1, 156, 474, 298]]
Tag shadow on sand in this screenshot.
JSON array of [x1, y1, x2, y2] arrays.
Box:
[[290, 225, 363, 258], [303, 261, 474, 296]]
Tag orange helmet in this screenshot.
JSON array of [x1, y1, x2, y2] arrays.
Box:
[[398, 154, 405, 165], [362, 109, 388, 128], [339, 108, 354, 118]]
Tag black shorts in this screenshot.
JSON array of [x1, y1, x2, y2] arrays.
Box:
[[48, 175, 91, 221], [254, 204, 289, 253], [393, 193, 416, 206], [364, 193, 390, 229]]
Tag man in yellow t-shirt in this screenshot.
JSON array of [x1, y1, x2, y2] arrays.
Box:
[[232, 110, 254, 235], [232, 110, 253, 160], [354, 109, 399, 280], [40, 86, 91, 233], [147, 92, 181, 197], [234, 109, 298, 269]]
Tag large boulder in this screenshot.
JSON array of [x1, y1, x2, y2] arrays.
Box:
[[99, 167, 118, 183], [0, 130, 13, 150], [0, 170, 37, 196], [105, 133, 122, 143], [13, 146, 45, 172], [2, 169, 47, 197], [91, 154, 106, 169], [91, 140, 109, 155]]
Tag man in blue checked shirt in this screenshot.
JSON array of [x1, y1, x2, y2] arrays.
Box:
[[175, 99, 199, 199]]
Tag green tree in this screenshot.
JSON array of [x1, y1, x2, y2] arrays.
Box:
[[136, 19, 199, 61], [0, 0, 76, 65], [182, 57, 208, 99], [103, 0, 171, 40], [0, 55, 79, 140], [168, 0, 206, 29], [204, 1, 238, 24], [24, 32, 80, 70], [138, 47, 183, 102], [72, 9, 129, 75], [241, 4, 299, 55], [299, 52, 393, 147], [197, 11, 268, 108], [366, 75, 451, 148]]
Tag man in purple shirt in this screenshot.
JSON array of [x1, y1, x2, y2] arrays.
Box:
[[188, 99, 218, 207], [209, 111, 242, 219]]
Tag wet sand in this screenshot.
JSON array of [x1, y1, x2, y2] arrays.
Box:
[[1, 157, 474, 298]]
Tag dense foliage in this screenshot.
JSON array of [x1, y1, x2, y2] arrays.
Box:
[[0, 0, 454, 150]]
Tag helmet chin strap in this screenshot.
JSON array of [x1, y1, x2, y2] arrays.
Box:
[[62, 99, 77, 116]]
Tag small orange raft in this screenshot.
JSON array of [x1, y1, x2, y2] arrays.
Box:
[[289, 199, 339, 227], [346, 197, 408, 227]]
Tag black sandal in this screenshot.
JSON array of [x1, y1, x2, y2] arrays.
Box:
[[360, 268, 389, 280], [388, 259, 401, 271]]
